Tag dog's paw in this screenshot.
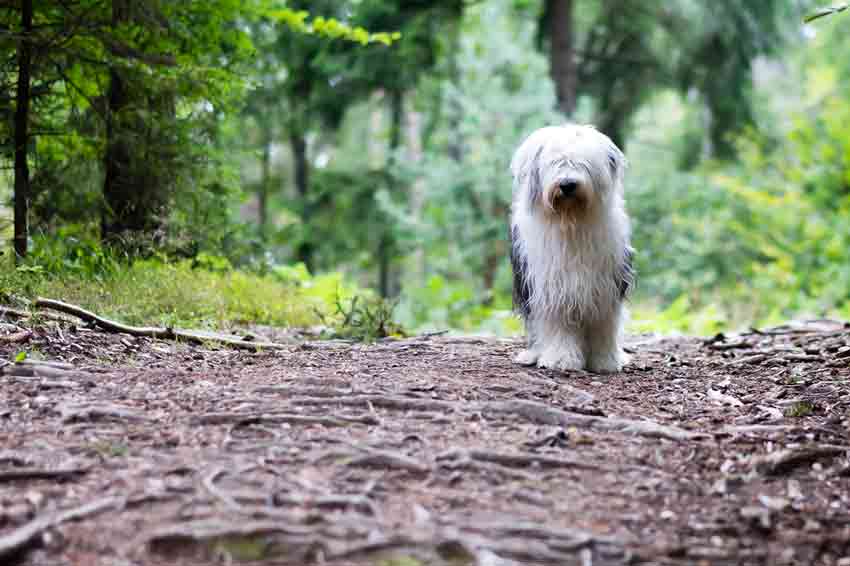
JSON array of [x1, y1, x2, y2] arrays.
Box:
[[513, 349, 540, 366], [536, 348, 584, 372], [587, 349, 629, 374]]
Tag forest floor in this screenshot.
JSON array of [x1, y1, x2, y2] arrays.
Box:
[[1, 316, 850, 566]]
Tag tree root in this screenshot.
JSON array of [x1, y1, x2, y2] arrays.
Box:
[[752, 445, 849, 476], [485, 400, 710, 442], [0, 496, 123, 561], [0, 467, 88, 483], [289, 395, 707, 442], [292, 394, 459, 413], [33, 297, 289, 350], [191, 412, 379, 427], [437, 447, 616, 473]]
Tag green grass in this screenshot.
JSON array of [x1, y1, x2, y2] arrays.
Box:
[[1, 255, 380, 334], [784, 400, 815, 418]]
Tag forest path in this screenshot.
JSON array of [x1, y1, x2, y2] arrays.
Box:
[[2, 321, 850, 565]]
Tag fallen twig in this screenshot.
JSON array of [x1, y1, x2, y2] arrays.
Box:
[[437, 448, 615, 473], [346, 449, 430, 474], [310, 447, 430, 474], [34, 297, 289, 350], [0, 467, 88, 483], [59, 402, 149, 423], [191, 412, 378, 427], [292, 394, 459, 413], [0, 330, 32, 343], [1, 361, 91, 380], [0, 495, 122, 561], [0, 306, 30, 320], [707, 341, 753, 351]]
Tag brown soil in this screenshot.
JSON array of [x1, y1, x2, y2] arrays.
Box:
[[1, 318, 849, 566]]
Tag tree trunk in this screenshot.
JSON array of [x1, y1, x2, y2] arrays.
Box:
[[597, 99, 627, 151], [290, 130, 313, 272], [258, 127, 272, 241], [546, 0, 577, 116], [13, 0, 33, 262], [102, 0, 169, 246], [102, 0, 132, 241], [377, 89, 404, 299], [446, 19, 464, 163]]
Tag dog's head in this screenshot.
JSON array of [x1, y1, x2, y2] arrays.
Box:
[[511, 124, 625, 220]]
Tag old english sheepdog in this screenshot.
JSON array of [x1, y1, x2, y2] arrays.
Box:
[[509, 124, 634, 373]]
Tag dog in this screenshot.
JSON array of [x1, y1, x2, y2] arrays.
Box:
[[509, 124, 634, 373]]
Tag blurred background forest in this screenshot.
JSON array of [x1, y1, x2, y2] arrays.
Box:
[[1, 0, 849, 338]]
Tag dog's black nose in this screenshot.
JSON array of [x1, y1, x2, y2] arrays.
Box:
[[559, 179, 579, 197]]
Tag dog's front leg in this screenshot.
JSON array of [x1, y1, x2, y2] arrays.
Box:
[[535, 313, 585, 371], [513, 314, 542, 365], [585, 304, 629, 373]]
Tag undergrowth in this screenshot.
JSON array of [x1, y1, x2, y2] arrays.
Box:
[[3, 236, 836, 341], [1, 237, 402, 340]]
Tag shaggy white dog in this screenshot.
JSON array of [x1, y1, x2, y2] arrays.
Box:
[[509, 124, 634, 373]]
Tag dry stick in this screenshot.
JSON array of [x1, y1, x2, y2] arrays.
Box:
[[309, 447, 430, 474], [0, 468, 88, 483], [59, 402, 149, 423], [34, 297, 288, 350], [0, 306, 30, 320], [0, 305, 77, 324], [0, 495, 123, 561], [293, 395, 459, 413], [0, 330, 32, 343], [438, 448, 615, 473], [191, 412, 379, 427], [347, 449, 430, 474], [2, 364, 89, 380]]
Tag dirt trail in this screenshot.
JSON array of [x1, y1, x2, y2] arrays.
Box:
[[1, 319, 849, 565]]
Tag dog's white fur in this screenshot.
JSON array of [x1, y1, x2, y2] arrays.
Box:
[[509, 124, 633, 373]]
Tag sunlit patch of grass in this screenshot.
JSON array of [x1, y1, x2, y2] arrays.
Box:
[[1, 255, 378, 333], [784, 400, 815, 418]]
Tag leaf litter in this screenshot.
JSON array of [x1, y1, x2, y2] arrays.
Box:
[[1, 318, 850, 565]]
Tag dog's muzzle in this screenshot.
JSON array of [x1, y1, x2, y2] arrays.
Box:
[[558, 179, 580, 198]]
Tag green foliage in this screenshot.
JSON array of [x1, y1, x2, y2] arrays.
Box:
[[6, 0, 850, 342], [621, 14, 850, 332], [269, 7, 402, 45], [1, 236, 379, 333], [785, 400, 815, 418], [326, 295, 405, 341]]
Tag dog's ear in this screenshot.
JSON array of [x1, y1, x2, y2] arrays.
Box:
[[606, 143, 626, 181], [511, 135, 545, 205], [527, 145, 545, 203]]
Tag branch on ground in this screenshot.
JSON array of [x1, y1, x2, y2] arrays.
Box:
[[33, 297, 289, 350]]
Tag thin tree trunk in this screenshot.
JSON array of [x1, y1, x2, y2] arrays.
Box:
[[102, 0, 132, 241], [102, 0, 170, 246], [446, 19, 464, 163], [546, 0, 577, 116], [290, 130, 313, 272], [13, 0, 33, 262], [378, 89, 404, 298], [258, 127, 271, 241]]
